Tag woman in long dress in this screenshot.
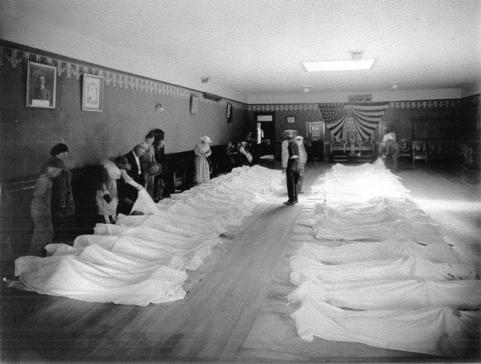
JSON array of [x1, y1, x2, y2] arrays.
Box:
[[194, 136, 212, 184], [29, 157, 63, 256]]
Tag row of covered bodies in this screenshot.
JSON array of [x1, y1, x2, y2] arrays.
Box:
[[14, 165, 285, 305], [288, 159, 480, 357]]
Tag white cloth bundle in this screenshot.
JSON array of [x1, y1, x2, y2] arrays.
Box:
[[297, 240, 464, 264], [310, 160, 410, 204], [291, 300, 478, 357], [312, 198, 445, 244], [290, 255, 477, 285], [288, 278, 481, 310]]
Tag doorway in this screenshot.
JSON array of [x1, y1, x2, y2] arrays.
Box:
[[306, 121, 325, 161], [255, 113, 275, 156]]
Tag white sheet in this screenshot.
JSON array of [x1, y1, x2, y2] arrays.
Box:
[[312, 198, 446, 244], [291, 300, 479, 357], [289, 162, 480, 356], [288, 278, 481, 310], [297, 240, 465, 264], [290, 255, 477, 285], [14, 166, 284, 306]]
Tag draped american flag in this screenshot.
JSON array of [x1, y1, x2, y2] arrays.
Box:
[[319, 103, 389, 140], [318, 103, 347, 139]]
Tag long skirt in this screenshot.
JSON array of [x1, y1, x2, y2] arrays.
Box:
[[195, 156, 210, 184], [29, 207, 53, 256]]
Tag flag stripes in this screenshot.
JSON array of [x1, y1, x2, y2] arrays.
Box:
[[319, 103, 389, 141]]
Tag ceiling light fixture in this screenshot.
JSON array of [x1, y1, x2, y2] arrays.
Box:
[[302, 51, 375, 72], [201, 76, 210, 83], [303, 86, 310, 93], [391, 82, 399, 90]]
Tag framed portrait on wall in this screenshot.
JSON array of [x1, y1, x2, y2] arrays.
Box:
[[26, 61, 57, 109], [226, 103, 233, 122], [190, 94, 199, 114], [82, 73, 104, 112], [286, 116, 296, 124]]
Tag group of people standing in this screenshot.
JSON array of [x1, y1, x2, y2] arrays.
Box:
[[97, 130, 167, 223], [29, 130, 167, 256]]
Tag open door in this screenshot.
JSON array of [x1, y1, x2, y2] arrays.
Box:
[[306, 121, 325, 161], [255, 113, 275, 156]]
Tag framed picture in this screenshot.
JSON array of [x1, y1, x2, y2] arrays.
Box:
[[190, 94, 199, 114], [226, 103, 233, 122], [26, 61, 57, 109], [82, 73, 104, 112], [286, 116, 296, 124]]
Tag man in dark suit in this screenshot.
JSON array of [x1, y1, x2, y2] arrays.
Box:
[[117, 144, 146, 214], [281, 130, 300, 205], [125, 144, 146, 185]]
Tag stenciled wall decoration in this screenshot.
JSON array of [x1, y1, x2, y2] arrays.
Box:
[[248, 99, 460, 112], [0, 43, 240, 106]]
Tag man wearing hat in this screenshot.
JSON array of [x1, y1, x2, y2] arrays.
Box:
[[281, 130, 300, 205], [50, 143, 75, 243]]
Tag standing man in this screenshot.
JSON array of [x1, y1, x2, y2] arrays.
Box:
[[294, 135, 308, 193], [281, 130, 300, 205], [140, 132, 161, 198], [153, 137, 167, 201], [49, 143, 75, 243]]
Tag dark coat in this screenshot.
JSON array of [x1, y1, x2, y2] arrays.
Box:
[[287, 139, 300, 171], [124, 151, 145, 186], [51, 158, 75, 218]]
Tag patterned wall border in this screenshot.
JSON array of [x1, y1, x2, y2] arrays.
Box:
[[0, 44, 460, 111], [248, 104, 320, 112], [0, 44, 248, 108], [249, 100, 460, 112]]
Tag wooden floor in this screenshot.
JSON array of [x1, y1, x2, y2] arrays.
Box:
[[1, 161, 480, 362]]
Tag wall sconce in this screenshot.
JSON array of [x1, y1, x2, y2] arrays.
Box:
[[155, 103, 165, 112]]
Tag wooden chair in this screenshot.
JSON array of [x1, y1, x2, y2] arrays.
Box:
[[399, 139, 411, 159], [412, 141, 428, 165]]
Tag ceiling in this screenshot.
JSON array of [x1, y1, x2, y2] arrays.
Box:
[[4, 0, 481, 98]]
